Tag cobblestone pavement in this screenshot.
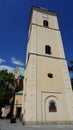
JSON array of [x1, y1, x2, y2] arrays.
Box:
[[0, 119, 73, 130]]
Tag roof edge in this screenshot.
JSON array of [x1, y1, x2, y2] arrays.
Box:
[[32, 6, 58, 16]]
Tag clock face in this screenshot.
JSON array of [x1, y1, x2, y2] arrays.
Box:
[[42, 13, 49, 19]]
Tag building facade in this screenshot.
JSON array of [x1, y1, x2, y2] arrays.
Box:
[[13, 90, 23, 118], [22, 6, 73, 124], [13, 67, 24, 118]]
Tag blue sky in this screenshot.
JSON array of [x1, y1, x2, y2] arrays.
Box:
[[0, 0, 73, 72]]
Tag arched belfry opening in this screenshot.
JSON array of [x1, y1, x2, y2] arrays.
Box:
[[43, 20, 48, 27], [45, 45, 51, 54]]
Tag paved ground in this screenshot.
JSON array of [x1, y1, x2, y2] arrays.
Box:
[[1, 119, 73, 130]]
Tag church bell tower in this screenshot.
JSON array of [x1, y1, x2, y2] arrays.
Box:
[[22, 6, 73, 124]]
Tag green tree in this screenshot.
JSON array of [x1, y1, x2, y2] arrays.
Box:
[[69, 60, 73, 90], [0, 69, 15, 117], [0, 70, 15, 88]]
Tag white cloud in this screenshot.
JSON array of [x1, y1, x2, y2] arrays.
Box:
[[0, 65, 14, 72], [0, 58, 6, 64], [11, 57, 24, 66]]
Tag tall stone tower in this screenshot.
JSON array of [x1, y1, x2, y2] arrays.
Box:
[[22, 6, 73, 124]]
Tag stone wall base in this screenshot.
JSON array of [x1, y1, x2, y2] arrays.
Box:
[[22, 121, 73, 125]]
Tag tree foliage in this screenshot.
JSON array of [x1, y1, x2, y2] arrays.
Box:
[[0, 70, 15, 116], [0, 70, 15, 88], [69, 60, 73, 90], [0, 69, 24, 118]]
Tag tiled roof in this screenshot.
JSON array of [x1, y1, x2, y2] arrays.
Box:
[[18, 67, 24, 76]]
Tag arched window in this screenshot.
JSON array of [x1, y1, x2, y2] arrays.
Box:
[[45, 45, 51, 54], [43, 20, 48, 27], [49, 100, 57, 112]]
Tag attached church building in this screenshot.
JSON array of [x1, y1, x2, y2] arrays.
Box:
[[22, 6, 73, 125]]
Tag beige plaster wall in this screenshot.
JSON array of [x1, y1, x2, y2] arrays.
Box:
[[31, 8, 59, 30], [36, 57, 68, 122], [13, 95, 22, 116]]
